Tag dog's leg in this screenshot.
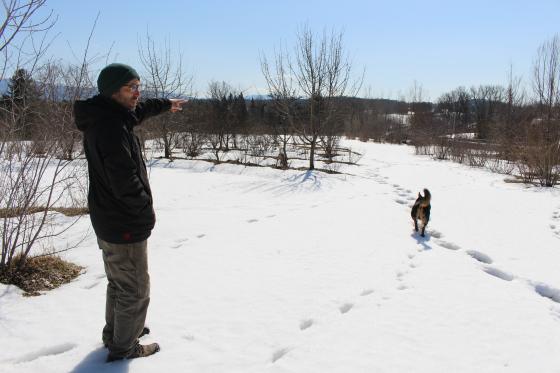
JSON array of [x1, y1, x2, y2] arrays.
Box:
[[414, 219, 418, 232]]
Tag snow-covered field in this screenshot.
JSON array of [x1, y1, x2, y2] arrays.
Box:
[[2, 140, 560, 373]]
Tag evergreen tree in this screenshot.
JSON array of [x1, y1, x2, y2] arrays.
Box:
[[6, 68, 37, 139]]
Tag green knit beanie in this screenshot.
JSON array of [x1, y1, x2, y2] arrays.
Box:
[[97, 63, 140, 97]]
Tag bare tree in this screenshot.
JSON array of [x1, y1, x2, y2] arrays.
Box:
[[262, 26, 361, 170], [469, 85, 504, 140], [527, 35, 560, 186], [533, 34, 560, 140], [0, 6, 95, 278], [261, 46, 297, 168], [138, 32, 193, 159], [494, 66, 526, 161]]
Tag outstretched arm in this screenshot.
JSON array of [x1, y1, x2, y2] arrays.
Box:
[[170, 99, 188, 113], [134, 98, 188, 124]]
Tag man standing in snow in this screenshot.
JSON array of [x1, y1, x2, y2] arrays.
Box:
[[74, 63, 186, 362]]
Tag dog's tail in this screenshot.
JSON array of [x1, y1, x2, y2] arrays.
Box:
[[422, 188, 431, 205]]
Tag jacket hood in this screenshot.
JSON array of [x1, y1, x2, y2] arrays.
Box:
[[74, 95, 129, 132]]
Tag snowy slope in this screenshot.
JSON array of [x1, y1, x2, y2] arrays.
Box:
[[1, 140, 560, 373]]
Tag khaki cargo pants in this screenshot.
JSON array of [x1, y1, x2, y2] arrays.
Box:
[[98, 238, 150, 357]]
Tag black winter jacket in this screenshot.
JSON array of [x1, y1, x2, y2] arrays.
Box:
[[74, 95, 171, 243]]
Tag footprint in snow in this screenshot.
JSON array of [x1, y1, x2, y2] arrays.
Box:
[[266, 214, 276, 218], [12, 343, 77, 363], [83, 281, 101, 290], [551, 306, 560, 321], [395, 199, 408, 205], [171, 238, 188, 249], [247, 219, 259, 223], [360, 289, 374, 296], [271, 347, 291, 363], [197, 234, 206, 238], [428, 230, 443, 239], [339, 303, 354, 314], [483, 266, 514, 282], [467, 250, 493, 264], [299, 319, 314, 330], [534, 283, 560, 303], [435, 239, 461, 251]]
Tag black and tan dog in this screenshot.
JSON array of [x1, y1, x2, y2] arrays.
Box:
[[411, 188, 431, 237]]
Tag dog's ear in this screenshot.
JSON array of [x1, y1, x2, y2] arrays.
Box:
[[418, 192, 421, 198]]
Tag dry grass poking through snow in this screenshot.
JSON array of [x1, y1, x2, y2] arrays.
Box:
[[0, 255, 84, 296], [0, 207, 89, 219]]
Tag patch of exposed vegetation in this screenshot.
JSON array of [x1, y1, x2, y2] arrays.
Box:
[[0, 255, 84, 296], [0, 207, 89, 219]]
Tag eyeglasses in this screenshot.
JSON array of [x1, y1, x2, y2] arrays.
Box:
[[125, 83, 141, 92]]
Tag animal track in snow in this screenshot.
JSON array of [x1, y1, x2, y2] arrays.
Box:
[[533, 283, 560, 303], [360, 289, 374, 296], [271, 347, 291, 363], [266, 214, 276, 218], [13, 343, 77, 363], [551, 306, 560, 321], [483, 266, 514, 282], [83, 281, 101, 290], [467, 250, 493, 264], [171, 238, 188, 249], [339, 303, 354, 314], [435, 240, 461, 251], [299, 319, 314, 330], [395, 199, 408, 205], [429, 230, 443, 239], [196, 234, 206, 238], [247, 219, 259, 223], [551, 209, 560, 238]]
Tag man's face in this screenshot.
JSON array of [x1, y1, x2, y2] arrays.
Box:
[[111, 78, 141, 110]]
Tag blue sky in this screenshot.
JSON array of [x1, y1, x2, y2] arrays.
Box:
[[37, 0, 560, 100]]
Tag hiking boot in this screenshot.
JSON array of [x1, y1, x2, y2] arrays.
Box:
[[106, 342, 160, 362], [104, 327, 150, 348], [127, 342, 160, 359]]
